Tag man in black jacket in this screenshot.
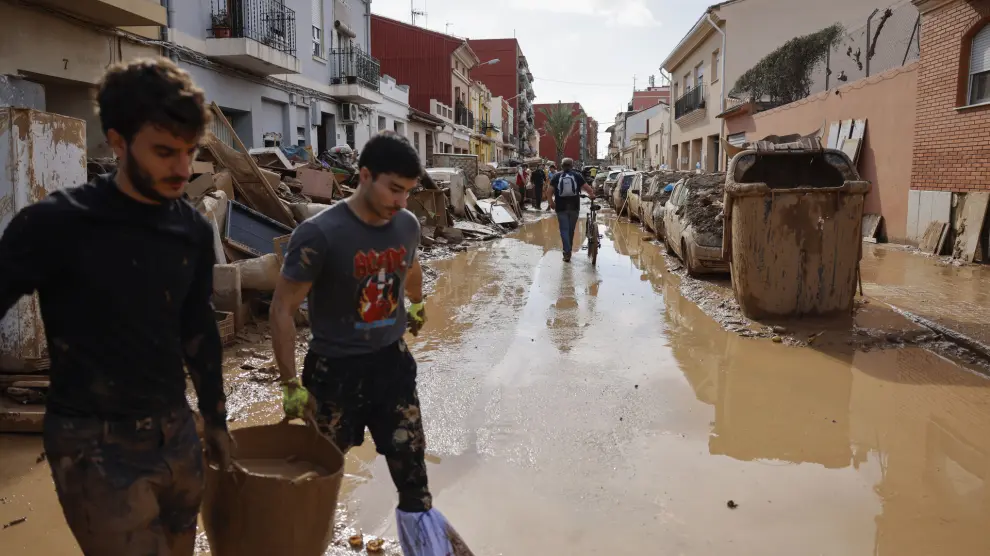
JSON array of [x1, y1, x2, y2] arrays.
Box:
[[0, 58, 231, 556]]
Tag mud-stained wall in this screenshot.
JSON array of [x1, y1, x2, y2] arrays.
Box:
[[724, 63, 918, 244]]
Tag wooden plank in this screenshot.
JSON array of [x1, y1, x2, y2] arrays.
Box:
[[851, 119, 867, 141], [838, 120, 853, 144], [919, 221, 946, 253], [862, 213, 882, 240], [935, 221, 951, 256], [952, 192, 990, 262], [841, 138, 863, 166], [206, 103, 296, 228], [827, 121, 841, 149]]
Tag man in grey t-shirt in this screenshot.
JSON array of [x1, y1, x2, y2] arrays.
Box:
[[270, 133, 473, 554]]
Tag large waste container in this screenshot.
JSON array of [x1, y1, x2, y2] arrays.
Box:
[[723, 147, 871, 319], [201, 422, 345, 556]]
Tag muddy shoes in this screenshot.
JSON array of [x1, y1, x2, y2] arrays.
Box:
[[396, 507, 476, 556]]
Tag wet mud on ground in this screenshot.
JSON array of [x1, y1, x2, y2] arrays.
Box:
[[6, 206, 990, 555]]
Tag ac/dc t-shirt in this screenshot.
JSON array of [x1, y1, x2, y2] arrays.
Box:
[[281, 202, 420, 357]]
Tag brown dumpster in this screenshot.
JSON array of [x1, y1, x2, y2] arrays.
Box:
[[723, 147, 871, 319], [201, 422, 345, 556]]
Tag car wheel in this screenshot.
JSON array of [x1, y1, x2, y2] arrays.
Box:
[[683, 239, 700, 277], [665, 235, 676, 255]]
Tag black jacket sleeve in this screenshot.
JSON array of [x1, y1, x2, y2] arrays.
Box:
[[181, 221, 227, 429], [0, 204, 57, 321]]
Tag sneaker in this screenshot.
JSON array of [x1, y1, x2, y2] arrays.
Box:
[[563, 253, 571, 263]]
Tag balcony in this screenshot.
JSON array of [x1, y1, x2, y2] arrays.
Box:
[[328, 47, 384, 105], [454, 100, 472, 128], [206, 0, 301, 76], [37, 0, 166, 26], [674, 84, 706, 121]]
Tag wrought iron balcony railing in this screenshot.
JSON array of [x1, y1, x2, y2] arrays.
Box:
[[674, 84, 706, 119], [210, 0, 297, 55], [329, 47, 381, 91]]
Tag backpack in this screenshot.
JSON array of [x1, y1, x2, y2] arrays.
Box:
[[557, 171, 580, 198]]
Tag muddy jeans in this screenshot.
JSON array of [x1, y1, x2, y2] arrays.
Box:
[[557, 209, 580, 255], [302, 339, 432, 512], [42, 407, 204, 555]]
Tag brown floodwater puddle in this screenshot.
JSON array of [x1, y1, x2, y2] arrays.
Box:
[[4, 213, 990, 555]]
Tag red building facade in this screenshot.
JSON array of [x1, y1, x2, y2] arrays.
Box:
[[631, 87, 671, 111], [370, 15, 464, 113], [468, 38, 524, 138]]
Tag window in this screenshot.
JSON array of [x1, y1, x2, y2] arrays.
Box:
[[969, 25, 990, 105], [395, 121, 406, 135], [311, 0, 323, 58], [684, 74, 691, 92], [695, 63, 704, 89], [413, 132, 421, 153], [312, 27, 322, 57], [378, 116, 386, 131], [712, 50, 721, 82]]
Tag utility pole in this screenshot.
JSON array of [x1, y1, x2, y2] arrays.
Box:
[[446, 22, 453, 34]]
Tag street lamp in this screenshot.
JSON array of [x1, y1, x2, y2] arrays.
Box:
[[467, 58, 500, 71]]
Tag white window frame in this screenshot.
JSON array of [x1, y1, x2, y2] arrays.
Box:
[[968, 25, 990, 106], [312, 26, 323, 58]]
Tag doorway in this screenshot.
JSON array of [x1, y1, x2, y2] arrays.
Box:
[[317, 113, 336, 154]]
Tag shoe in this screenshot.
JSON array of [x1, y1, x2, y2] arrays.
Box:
[[563, 254, 571, 263]]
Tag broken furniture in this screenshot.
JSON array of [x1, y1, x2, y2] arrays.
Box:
[[723, 146, 871, 319]]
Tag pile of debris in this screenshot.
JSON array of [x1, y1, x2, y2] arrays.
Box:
[[683, 173, 727, 242]]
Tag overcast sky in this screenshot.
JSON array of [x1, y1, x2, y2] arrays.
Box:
[[371, 0, 713, 158]]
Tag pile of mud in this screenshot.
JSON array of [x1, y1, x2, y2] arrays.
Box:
[[683, 173, 727, 240]]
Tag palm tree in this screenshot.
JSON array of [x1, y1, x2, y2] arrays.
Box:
[[540, 103, 582, 165]]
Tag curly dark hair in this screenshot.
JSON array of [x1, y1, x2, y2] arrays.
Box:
[[97, 57, 211, 143]]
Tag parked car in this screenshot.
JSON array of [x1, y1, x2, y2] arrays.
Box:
[[662, 179, 730, 276], [640, 175, 662, 233], [625, 173, 646, 222], [652, 180, 679, 240], [603, 170, 623, 202], [612, 171, 638, 214]]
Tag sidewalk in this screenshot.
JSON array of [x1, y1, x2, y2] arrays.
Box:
[[859, 244, 990, 349]]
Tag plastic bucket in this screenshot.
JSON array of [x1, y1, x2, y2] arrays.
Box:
[[201, 422, 345, 556]]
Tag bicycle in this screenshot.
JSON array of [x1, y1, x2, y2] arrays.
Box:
[[582, 194, 601, 266]]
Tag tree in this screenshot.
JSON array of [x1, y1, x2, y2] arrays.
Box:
[[540, 103, 583, 165], [731, 24, 844, 106]]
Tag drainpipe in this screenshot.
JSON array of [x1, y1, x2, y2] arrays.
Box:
[[705, 11, 726, 170], [364, 0, 372, 52], [161, 0, 177, 62]]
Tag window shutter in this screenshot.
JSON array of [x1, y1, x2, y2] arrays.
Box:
[[971, 26, 990, 75], [312, 0, 322, 28]]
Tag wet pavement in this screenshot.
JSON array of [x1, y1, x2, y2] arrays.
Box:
[[860, 243, 990, 349], [5, 209, 990, 555]]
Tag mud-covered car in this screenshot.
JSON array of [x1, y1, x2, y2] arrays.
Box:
[[602, 170, 623, 204], [612, 171, 638, 214], [662, 175, 729, 276], [639, 175, 663, 233], [625, 173, 646, 222]]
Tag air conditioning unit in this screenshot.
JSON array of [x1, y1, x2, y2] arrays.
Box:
[[341, 103, 359, 123]]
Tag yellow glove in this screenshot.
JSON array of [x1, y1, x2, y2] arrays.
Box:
[[407, 300, 427, 337], [281, 378, 314, 421]]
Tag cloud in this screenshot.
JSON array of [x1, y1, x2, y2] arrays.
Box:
[[504, 0, 660, 27]]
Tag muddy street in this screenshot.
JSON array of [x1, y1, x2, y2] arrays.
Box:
[[4, 211, 990, 555]]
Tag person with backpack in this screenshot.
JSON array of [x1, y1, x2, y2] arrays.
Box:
[[546, 158, 595, 262]]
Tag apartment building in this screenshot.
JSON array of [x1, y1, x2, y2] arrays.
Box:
[[662, 0, 905, 172], [467, 38, 536, 155], [371, 15, 479, 154], [632, 86, 671, 111], [0, 0, 165, 157], [647, 107, 670, 168]]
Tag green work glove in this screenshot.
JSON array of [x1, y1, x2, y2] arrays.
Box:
[[407, 300, 427, 337], [281, 378, 314, 421]]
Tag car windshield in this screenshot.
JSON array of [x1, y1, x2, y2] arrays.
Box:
[[608, 171, 621, 180], [621, 175, 635, 187]]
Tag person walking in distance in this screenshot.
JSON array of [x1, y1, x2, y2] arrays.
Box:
[[530, 164, 547, 210], [546, 158, 595, 262], [0, 58, 231, 555], [270, 133, 474, 555]]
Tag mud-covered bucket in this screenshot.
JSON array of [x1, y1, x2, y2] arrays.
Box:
[[723, 147, 871, 319], [201, 422, 345, 556]]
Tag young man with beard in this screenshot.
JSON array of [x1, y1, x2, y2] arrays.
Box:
[[0, 58, 231, 555], [271, 133, 473, 555]]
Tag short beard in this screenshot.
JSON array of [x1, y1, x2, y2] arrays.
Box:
[[126, 148, 168, 203]]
